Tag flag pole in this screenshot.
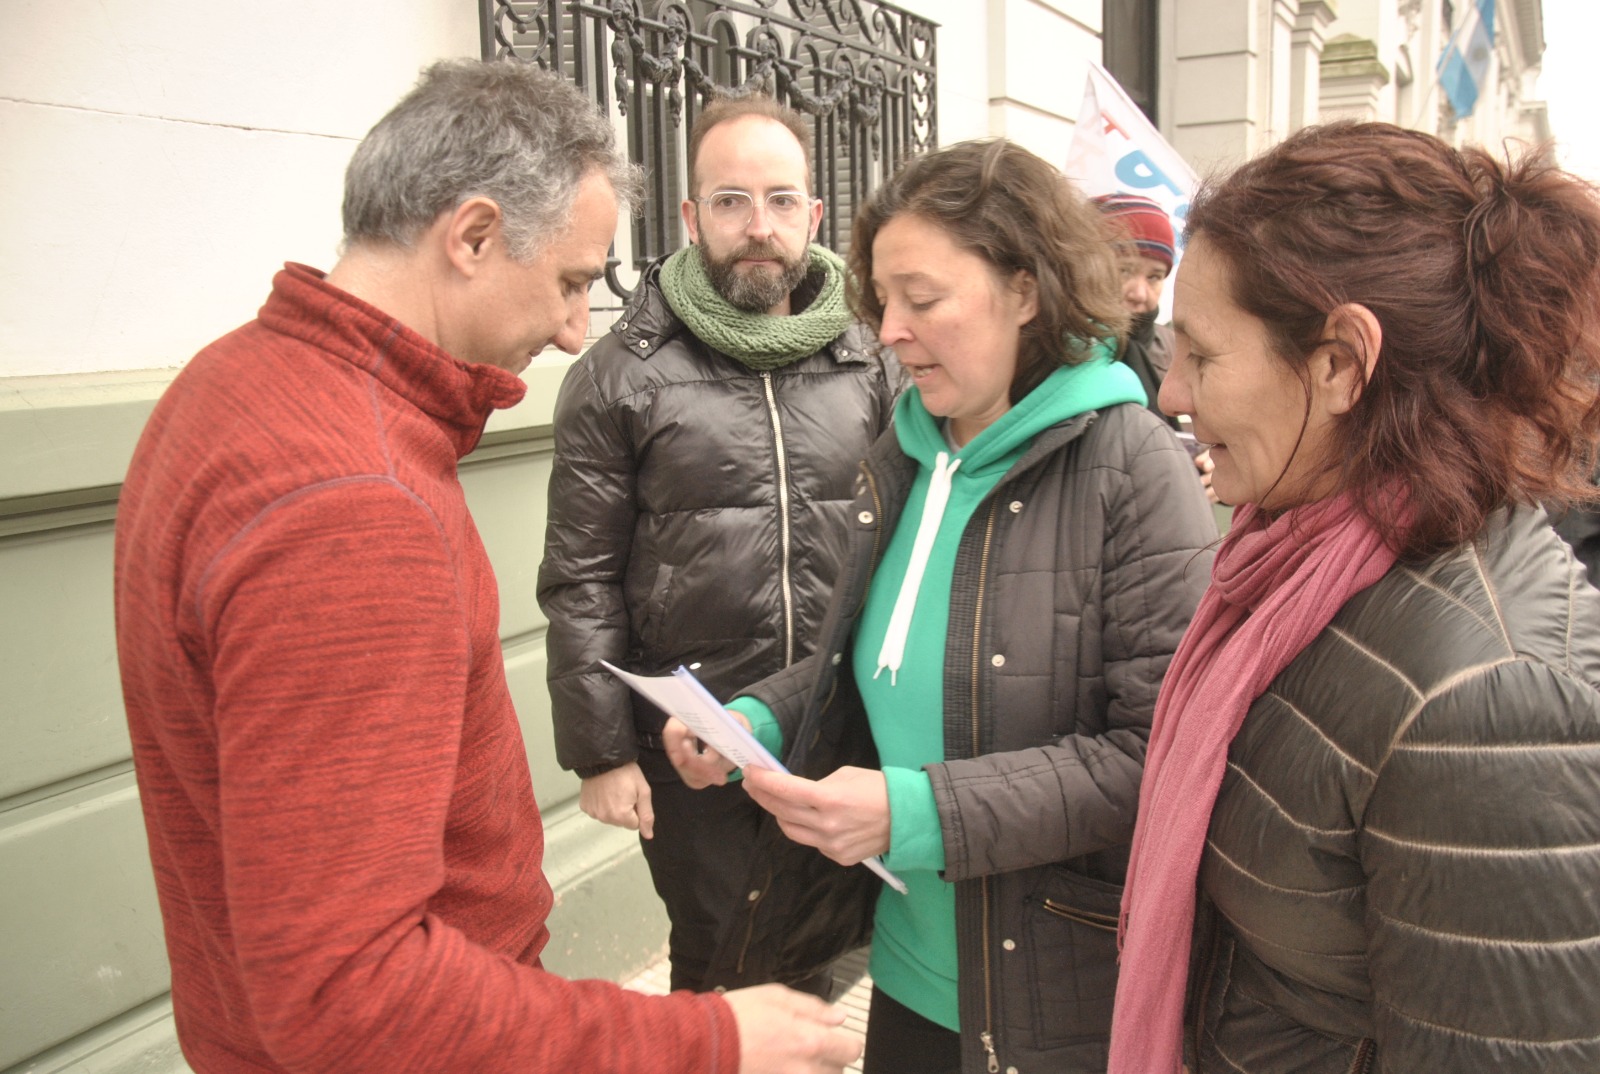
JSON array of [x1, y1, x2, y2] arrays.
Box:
[[1408, 0, 1485, 130]]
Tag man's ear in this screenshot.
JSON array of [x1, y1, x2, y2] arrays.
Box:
[[681, 198, 701, 245], [443, 197, 503, 277], [807, 195, 824, 243], [1315, 303, 1383, 416]]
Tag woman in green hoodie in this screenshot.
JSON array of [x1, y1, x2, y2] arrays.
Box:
[[666, 139, 1217, 1074]]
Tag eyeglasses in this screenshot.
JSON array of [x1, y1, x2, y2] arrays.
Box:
[[695, 189, 816, 230]]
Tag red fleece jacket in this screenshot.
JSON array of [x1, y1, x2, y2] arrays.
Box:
[[114, 264, 737, 1074]]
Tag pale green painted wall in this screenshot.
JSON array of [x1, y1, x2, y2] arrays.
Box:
[[0, 366, 667, 1073]]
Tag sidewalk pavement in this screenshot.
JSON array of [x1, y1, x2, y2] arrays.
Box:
[[624, 947, 873, 1072]]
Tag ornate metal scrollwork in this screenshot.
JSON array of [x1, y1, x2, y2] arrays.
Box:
[[480, 1, 556, 66], [610, 0, 693, 122], [481, 0, 939, 299]]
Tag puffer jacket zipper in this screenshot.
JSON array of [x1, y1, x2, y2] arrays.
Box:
[[732, 373, 796, 979], [972, 496, 1001, 1074], [1041, 899, 1118, 931], [761, 372, 796, 666], [1348, 1038, 1376, 1074]]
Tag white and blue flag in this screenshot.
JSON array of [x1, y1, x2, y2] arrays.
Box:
[[1064, 61, 1197, 323], [1439, 0, 1497, 119]]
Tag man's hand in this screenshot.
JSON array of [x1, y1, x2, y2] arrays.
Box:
[[663, 714, 743, 789], [724, 984, 862, 1074], [1194, 448, 1219, 505], [578, 762, 654, 839], [741, 766, 890, 866]]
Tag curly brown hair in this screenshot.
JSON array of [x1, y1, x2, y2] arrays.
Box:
[[1186, 121, 1600, 561], [847, 139, 1128, 402]]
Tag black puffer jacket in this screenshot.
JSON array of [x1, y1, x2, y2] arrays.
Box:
[[1118, 311, 1178, 431], [710, 402, 1216, 1072], [1194, 505, 1600, 1074], [537, 259, 899, 775]]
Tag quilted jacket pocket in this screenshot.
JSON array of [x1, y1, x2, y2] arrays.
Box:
[[1024, 866, 1123, 1048]]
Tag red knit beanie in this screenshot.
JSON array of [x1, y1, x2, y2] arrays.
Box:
[[1093, 193, 1175, 270]]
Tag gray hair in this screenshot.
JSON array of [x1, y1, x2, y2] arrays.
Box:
[[342, 59, 643, 261]]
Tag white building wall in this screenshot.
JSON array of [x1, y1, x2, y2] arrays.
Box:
[[0, 0, 1000, 383], [927, 0, 993, 143], [1329, 0, 1405, 118], [1261, 0, 1298, 143], [1157, 0, 1545, 175], [0, 0, 1553, 383], [985, 0, 1105, 166], [1169, 0, 1263, 173], [1315, 0, 1547, 150], [0, 3, 481, 380]]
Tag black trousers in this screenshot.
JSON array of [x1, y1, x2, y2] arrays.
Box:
[[635, 748, 831, 997], [863, 985, 962, 1074]]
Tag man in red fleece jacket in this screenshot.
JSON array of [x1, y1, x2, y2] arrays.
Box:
[[113, 59, 859, 1074]]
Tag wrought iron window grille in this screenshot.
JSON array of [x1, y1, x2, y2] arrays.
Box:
[[479, 0, 938, 305]]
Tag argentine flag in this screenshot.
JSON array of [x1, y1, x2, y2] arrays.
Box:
[[1439, 0, 1496, 119]]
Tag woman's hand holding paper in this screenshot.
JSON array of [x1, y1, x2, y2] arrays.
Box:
[[741, 766, 891, 866]]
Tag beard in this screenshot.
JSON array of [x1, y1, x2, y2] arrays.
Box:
[[699, 238, 811, 312]]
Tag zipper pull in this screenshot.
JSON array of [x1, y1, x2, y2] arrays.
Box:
[[980, 1031, 999, 1073]]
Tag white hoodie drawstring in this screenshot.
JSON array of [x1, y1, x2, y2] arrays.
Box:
[[875, 451, 960, 685]]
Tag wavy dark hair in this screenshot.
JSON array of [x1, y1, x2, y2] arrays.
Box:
[[847, 139, 1128, 402], [1186, 121, 1600, 561]]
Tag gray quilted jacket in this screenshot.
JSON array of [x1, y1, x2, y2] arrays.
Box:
[[717, 401, 1217, 1072], [1193, 505, 1600, 1074]]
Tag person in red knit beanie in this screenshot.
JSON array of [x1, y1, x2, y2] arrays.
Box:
[[1093, 191, 1175, 316], [1094, 192, 1217, 501], [114, 59, 859, 1074]]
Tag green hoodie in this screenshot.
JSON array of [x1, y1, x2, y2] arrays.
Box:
[[735, 348, 1143, 1031]]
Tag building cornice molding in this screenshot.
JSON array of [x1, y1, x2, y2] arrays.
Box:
[[1320, 33, 1391, 87], [1293, 0, 1338, 49]]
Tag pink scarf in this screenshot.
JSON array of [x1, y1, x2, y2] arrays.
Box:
[[1107, 492, 1399, 1074]]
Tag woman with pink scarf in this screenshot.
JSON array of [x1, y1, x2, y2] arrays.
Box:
[[1109, 122, 1600, 1074]]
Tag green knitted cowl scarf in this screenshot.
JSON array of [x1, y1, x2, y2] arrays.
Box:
[[659, 243, 851, 371]]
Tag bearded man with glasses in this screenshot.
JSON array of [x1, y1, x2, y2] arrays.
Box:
[[539, 93, 900, 997]]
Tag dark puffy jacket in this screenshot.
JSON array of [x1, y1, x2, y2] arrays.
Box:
[[1118, 311, 1178, 431], [713, 402, 1216, 1072], [1194, 505, 1600, 1074], [537, 259, 899, 775]]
